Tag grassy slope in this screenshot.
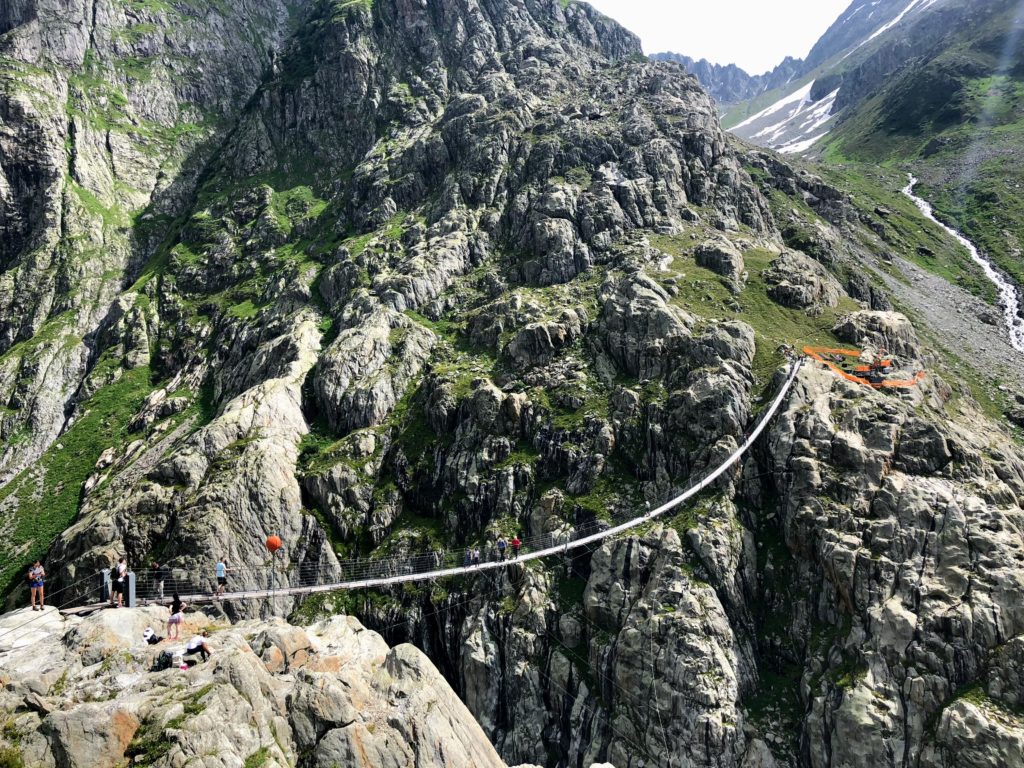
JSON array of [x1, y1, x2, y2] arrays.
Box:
[[821, 5, 1024, 287], [650, 234, 861, 385], [0, 367, 153, 598], [816, 163, 999, 304]]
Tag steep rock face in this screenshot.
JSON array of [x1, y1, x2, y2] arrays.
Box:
[[758, 364, 1024, 768], [3, 2, 1024, 768], [0, 607, 520, 767], [31, 0, 772, 604], [315, 299, 437, 433], [0, 0, 298, 483]]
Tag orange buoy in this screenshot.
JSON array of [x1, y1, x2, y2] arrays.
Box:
[[266, 535, 283, 553]]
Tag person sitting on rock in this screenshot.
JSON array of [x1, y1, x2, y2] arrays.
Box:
[[143, 627, 163, 645], [27, 560, 45, 611], [184, 631, 212, 663]]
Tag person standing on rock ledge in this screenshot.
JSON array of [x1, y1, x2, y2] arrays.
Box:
[[167, 593, 186, 640], [27, 560, 45, 611], [111, 557, 128, 608], [156, 561, 170, 599]]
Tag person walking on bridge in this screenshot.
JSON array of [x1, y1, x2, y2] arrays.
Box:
[[27, 560, 45, 611], [215, 558, 230, 599], [497, 536, 508, 562], [510, 534, 522, 559]]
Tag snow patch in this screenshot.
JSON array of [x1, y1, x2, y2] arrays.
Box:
[[798, 90, 840, 133], [738, 87, 838, 152], [865, 0, 926, 43], [843, 0, 940, 60], [733, 82, 814, 132], [778, 132, 830, 155]]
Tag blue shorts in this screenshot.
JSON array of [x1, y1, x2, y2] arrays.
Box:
[[30, 580, 44, 589]]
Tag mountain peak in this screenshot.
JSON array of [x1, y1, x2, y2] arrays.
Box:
[[651, 51, 803, 105]]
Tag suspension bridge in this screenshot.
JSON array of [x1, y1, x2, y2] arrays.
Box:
[[4, 360, 802, 637]]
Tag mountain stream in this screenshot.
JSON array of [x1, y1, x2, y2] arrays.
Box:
[[903, 174, 1024, 354]]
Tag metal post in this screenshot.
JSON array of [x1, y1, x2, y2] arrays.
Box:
[[101, 570, 111, 603], [126, 572, 136, 608]]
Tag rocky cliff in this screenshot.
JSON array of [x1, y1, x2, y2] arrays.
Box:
[[1, 1, 1024, 767], [0, 605, 552, 767]]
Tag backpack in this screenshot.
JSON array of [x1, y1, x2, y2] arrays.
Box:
[[110, 565, 120, 581], [153, 650, 174, 671]]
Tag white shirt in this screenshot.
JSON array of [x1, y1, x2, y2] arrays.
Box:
[[186, 636, 205, 651]]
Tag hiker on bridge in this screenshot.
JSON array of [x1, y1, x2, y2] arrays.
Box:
[[27, 560, 45, 611], [511, 534, 522, 559], [215, 558, 231, 599], [497, 536, 508, 561]]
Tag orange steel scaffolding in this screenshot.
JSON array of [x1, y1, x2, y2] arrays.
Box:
[[803, 346, 926, 389]]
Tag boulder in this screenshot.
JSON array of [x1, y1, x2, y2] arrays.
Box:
[[42, 706, 140, 768], [833, 311, 921, 360], [696, 237, 746, 293], [506, 308, 589, 368], [763, 250, 842, 311]]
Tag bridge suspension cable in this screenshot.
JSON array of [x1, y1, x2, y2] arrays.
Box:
[[2, 360, 802, 633], [132, 360, 802, 605]]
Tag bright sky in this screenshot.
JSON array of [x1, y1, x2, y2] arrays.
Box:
[[584, 0, 853, 74]]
